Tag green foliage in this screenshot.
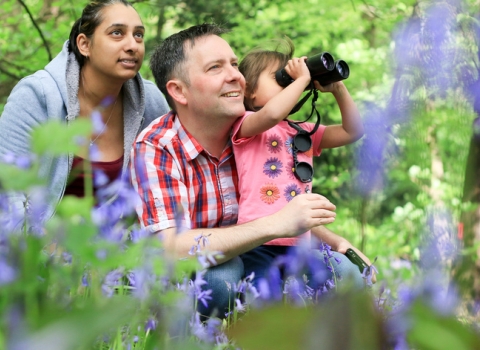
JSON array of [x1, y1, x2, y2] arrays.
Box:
[[229, 291, 387, 350], [1, 0, 480, 348]]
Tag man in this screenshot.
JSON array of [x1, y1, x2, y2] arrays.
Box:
[[130, 24, 370, 318]]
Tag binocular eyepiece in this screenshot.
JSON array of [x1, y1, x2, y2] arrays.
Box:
[[275, 52, 350, 87]]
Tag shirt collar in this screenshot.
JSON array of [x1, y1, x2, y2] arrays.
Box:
[[172, 113, 234, 163]]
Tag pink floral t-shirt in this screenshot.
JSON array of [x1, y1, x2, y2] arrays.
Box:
[[232, 112, 326, 246]]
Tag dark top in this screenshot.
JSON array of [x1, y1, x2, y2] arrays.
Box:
[[64, 155, 124, 198]]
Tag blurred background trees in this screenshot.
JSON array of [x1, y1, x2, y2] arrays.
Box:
[[1, 0, 479, 299]]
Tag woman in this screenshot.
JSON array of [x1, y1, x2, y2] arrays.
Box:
[[0, 0, 169, 222]]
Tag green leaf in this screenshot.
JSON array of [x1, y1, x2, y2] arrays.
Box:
[[31, 119, 91, 155], [16, 297, 139, 350], [228, 291, 386, 350], [0, 163, 43, 190], [407, 301, 480, 350]]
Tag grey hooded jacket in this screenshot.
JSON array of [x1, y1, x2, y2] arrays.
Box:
[[0, 41, 169, 222]]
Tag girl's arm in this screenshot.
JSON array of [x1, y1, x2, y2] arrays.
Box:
[[236, 57, 311, 139], [315, 81, 364, 150]]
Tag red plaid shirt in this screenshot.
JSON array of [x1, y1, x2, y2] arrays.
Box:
[[130, 112, 239, 233]]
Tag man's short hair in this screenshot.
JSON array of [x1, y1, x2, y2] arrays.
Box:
[[150, 23, 230, 112]]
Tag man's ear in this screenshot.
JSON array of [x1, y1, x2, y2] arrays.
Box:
[[166, 80, 188, 106], [77, 33, 91, 57]]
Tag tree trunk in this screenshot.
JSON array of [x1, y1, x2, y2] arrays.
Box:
[[454, 133, 480, 299]]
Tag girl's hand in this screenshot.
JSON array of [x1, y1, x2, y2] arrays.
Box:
[[284, 56, 310, 82], [313, 80, 344, 94]]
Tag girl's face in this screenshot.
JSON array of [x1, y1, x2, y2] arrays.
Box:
[[248, 61, 284, 110], [82, 4, 145, 82]]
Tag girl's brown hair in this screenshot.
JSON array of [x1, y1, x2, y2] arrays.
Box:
[[239, 37, 295, 111]]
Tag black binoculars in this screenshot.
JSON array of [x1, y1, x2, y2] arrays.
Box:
[[275, 52, 349, 87]]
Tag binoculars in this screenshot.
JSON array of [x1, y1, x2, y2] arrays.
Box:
[[275, 52, 349, 87]]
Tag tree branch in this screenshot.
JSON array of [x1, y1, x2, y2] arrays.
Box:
[[17, 0, 52, 61], [0, 64, 23, 81]]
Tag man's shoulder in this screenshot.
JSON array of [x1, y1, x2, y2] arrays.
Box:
[[136, 112, 178, 147]]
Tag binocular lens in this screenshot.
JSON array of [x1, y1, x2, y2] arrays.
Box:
[[314, 60, 350, 86], [306, 52, 335, 76], [294, 162, 313, 183], [293, 132, 311, 153], [321, 55, 328, 67], [336, 60, 349, 78], [275, 52, 349, 88]]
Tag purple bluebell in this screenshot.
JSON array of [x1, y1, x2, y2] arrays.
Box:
[[190, 312, 227, 345], [144, 318, 157, 332], [101, 268, 124, 297], [0, 258, 17, 285], [362, 264, 379, 287], [90, 110, 105, 134]]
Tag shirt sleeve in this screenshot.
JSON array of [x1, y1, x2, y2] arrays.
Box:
[[304, 123, 326, 157], [231, 111, 256, 146], [130, 139, 191, 233]]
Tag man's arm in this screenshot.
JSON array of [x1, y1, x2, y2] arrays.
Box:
[[162, 193, 336, 264]]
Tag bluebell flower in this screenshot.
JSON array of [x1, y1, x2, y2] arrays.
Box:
[[62, 252, 72, 264], [81, 273, 89, 287], [144, 318, 157, 332], [14, 155, 32, 169], [91, 110, 105, 134], [362, 263, 379, 287], [0, 258, 17, 285], [101, 268, 124, 297]]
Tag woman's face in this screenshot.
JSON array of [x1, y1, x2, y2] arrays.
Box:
[[84, 4, 145, 82]]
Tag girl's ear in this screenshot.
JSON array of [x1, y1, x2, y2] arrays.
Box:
[[166, 79, 187, 106], [77, 33, 91, 58]]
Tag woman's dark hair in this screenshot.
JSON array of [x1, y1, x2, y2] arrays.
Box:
[[68, 0, 133, 67], [239, 37, 295, 111]]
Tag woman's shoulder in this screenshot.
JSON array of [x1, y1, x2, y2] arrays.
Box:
[[141, 77, 170, 116], [6, 70, 57, 105]]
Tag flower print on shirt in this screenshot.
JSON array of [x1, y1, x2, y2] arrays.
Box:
[[286, 159, 296, 180], [266, 134, 283, 153], [284, 183, 302, 202], [259, 183, 280, 204], [285, 137, 294, 155], [304, 147, 313, 158], [263, 157, 283, 179]]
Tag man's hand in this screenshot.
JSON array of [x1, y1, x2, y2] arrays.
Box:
[[272, 193, 336, 237]]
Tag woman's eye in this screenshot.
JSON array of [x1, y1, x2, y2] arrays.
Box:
[[134, 32, 144, 39], [111, 30, 122, 36]]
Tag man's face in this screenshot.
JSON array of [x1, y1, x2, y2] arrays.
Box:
[[182, 35, 246, 121]]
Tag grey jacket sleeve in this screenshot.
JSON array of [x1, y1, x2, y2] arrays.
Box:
[[0, 74, 51, 158], [0, 72, 62, 227]]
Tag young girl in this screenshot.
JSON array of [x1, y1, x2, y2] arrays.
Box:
[[233, 39, 369, 287]]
